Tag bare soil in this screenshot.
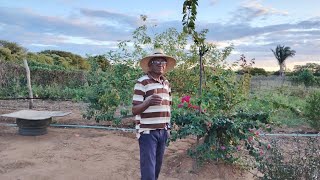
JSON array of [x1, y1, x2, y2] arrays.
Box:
[[0, 100, 255, 180]]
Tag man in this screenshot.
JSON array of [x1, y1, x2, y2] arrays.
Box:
[[132, 49, 176, 180]]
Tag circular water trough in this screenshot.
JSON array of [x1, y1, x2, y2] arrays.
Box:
[[16, 118, 52, 136], [0, 110, 71, 136]]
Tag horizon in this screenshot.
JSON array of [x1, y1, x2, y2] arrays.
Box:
[[1, 0, 319, 71]]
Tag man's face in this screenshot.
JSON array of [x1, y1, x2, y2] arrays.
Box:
[[148, 58, 167, 75]]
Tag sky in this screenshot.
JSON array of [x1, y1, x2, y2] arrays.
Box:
[[0, 0, 319, 71]]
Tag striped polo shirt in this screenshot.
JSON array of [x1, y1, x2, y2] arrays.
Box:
[[132, 73, 172, 134]]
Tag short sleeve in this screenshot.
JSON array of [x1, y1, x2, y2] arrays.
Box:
[[132, 81, 145, 106]]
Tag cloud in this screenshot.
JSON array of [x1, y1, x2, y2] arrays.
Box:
[[79, 8, 140, 27], [229, 0, 288, 24], [0, 4, 319, 69], [0, 6, 133, 42], [209, 0, 219, 6], [30, 43, 58, 47], [0, 8, 158, 54]]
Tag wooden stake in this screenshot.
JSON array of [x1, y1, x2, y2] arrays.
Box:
[[23, 59, 33, 109]]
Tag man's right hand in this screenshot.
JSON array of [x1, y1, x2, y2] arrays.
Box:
[[145, 94, 163, 106], [132, 95, 162, 115]]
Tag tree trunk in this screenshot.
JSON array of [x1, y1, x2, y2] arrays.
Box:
[[279, 63, 284, 77], [23, 59, 33, 109], [279, 62, 286, 86]]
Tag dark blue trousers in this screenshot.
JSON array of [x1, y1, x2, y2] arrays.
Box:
[[139, 129, 168, 180]]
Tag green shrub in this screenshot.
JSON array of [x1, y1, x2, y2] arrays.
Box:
[[83, 56, 141, 123], [298, 69, 316, 87], [305, 91, 320, 130], [32, 84, 87, 101]]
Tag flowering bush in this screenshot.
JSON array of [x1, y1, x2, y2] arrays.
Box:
[[171, 95, 272, 164], [170, 62, 272, 166], [177, 95, 204, 112]]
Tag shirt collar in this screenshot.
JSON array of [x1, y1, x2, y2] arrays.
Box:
[[147, 72, 166, 83]]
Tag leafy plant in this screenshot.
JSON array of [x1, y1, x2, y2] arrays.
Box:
[[171, 95, 272, 165], [83, 56, 141, 124], [298, 69, 316, 87], [305, 91, 320, 130]]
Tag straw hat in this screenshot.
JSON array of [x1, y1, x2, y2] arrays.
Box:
[[139, 48, 176, 73]]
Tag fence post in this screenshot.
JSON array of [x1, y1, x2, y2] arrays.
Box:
[[23, 59, 33, 109]]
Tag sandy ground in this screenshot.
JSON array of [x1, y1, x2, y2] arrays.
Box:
[[0, 126, 254, 180], [0, 100, 254, 180]]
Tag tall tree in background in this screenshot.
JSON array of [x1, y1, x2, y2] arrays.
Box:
[[271, 45, 296, 77]]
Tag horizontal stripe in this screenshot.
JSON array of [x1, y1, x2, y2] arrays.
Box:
[[135, 115, 141, 120], [134, 89, 145, 96], [137, 127, 158, 132], [132, 101, 143, 105], [132, 94, 144, 102], [140, 117, 170, 124], [144, 105, 171, 113], [145, 92, 170, 101], [134, 83, 145, 92], [159, 100, 171, 106], [141, 112, 170, 119], [145, 83, 169, 92], [138, 75, 149, 82], [140, 123, 166, 129], [156, 93, 171, 101], [146, 89, 169, 96], [140, 78, 153, 86], [140, 100, 171, 106]]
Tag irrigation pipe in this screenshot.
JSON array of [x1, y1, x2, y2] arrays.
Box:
[[260, 133, 320, 137], [1, 123, 319, 136], [0, 123, 135, 132]]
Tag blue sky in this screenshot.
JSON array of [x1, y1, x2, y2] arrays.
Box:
[[1, 0, 319, 71]]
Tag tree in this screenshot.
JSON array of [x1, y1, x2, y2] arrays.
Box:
[[39, 50, 90, 70], [298, 69, 316, 88], [293, 63, 320, 76], [0, 47, 13, 61], [27, 52, 54, 65], [249, 67, 268, 76], [91, 55, 110, 71], [271, 45, 296, 77], [0, 40, 26, 54], [0, 40, 27, 62]]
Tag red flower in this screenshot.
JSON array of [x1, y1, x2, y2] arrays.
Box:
[[191, 105, 200, 110], [205, 122, 212, 128], [181, 95, 191, 103], [267, 144, 271, 149], [259, 150, 264, 156], [177, 103, 184, 108]]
